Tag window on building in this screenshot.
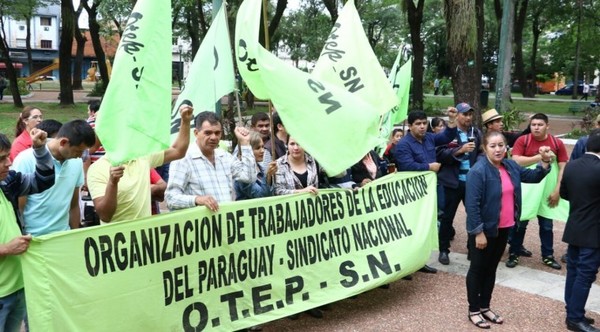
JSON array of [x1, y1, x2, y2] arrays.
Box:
[[40, 40, 52, 49], [16, 39, 26, 47], [40, 17, 52, 26]]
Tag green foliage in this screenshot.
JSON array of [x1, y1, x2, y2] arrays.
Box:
[[88, 80, 106, 97], [17, 79, 28, 95], [577, 106, 600, 133], [422, 100, 446, 116], [274, 1, 331, 63], [500, 106, 526, 132]]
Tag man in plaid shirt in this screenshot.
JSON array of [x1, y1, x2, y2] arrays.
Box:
[[166, 111, 256, 212]]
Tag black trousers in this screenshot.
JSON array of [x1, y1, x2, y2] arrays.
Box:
[[466, 227, 510, 312], [439, 182, 466, 252]]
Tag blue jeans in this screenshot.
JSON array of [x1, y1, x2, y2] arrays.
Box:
[[0, 289, 26, 332], [508, 215, 554, 257], [565, 245, 600, 322]]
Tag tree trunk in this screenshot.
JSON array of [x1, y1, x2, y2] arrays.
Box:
[[72, 3, 85, 90], [514, 0, 532, 97], [323, 0, 339, 24], [572, 0, 582, 100], [405, 0, 425, 111], [0, 17, 24, 107], [59, 0, 75, 105], [444, 0, 481, 114], [494, 0, 502, 42], [530, 7, 542, 95], [83, 1, 110, 91], [267, 0, 288, 45], [26, 16, 33, 75]]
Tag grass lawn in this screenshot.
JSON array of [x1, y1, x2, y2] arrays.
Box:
[[424, 94, 592, 116], [0, 103, 88, 140]]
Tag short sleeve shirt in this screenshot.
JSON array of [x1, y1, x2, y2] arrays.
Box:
[[12, 146, 84, 236], [88, 153, 164, 223], [0, 192, 24, 297], [512, 134, 569, 162]]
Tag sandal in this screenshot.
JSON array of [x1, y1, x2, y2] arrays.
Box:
[[468, 311, 491, 329], [481, 308, 503, 324]]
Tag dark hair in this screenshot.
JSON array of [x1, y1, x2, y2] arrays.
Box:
[[272, 112, 284, 134], [250, 112, 269, 127], [428, 117, 446, 132], [587, 128, 600, 153], [15, 106, 42, 137], [194, 111, 221, 130], [407, 111, 427, 125], [530, 113, 549, 124], [0, 133, 11, 152], [36, 119, 63, 138], [482, 130, 507, 148], [88, 100, 101, 113], [57, 120, 96, 147], [392, 128, 404, 136]]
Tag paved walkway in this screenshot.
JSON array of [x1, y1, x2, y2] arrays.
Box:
[[428, 251, 600, 314]]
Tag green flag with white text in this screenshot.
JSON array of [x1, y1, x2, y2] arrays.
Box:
[[95, 0, 172, 165], [170, 4, 234, 142], [312, 0, 397, 115], [376, 55, 412, 155], [236, 0, 390, 175]]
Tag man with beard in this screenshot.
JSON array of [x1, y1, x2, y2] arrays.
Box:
[[436, 103, 483, 265]]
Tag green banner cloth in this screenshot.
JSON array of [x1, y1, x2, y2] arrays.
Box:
[[312, 0, 397, 115], [235, 0, 394, 175], [95, 0, 172, 165], [22, 173, 438, 331], [170, 3, 234, 142], [377, 55, 412, 155], [520, 161, 569, 221]]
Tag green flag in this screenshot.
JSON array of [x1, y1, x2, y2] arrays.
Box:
[[376, 55, 412, 155], [95, 0, 172, 165], [520, 161, 569, 221], [170, 3, 234, 142], [236, 0, 382, 176], [312, 0, 397, 115]]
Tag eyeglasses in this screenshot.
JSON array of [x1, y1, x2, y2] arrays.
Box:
[[28, 115, 43, 120]]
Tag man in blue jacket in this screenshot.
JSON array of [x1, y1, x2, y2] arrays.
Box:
[[436, 103, 483, 265], [395, 108, 458, 273]]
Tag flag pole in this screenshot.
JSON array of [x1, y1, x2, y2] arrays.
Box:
[[222, 2, 244, 158], [261, 0, 276, 161]]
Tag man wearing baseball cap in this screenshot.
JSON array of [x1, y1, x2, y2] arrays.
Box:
[[436, 102, 483, 265]]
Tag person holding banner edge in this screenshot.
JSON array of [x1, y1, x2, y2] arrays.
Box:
[[505, 113, 568, 270], [0, 128, 54, 332], [394, 108, 458, 274], [88, 104, 193, 223], [465, 131, 551, 329], [165, 111, 256, 212]]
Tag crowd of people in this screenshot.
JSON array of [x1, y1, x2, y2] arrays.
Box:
[[1, 101, 599, 332]]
